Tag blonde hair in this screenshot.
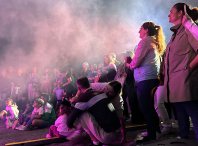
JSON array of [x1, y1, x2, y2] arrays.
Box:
[[142, 21, 166, 56]]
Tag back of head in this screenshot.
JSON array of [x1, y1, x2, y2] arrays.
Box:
[[35, 98, 44, 106], [77, 77, 90, 89], [108, 80, 122, 95], [174, 3, 198, 24], [125, 56, 132, 64], [41, 93, 50, 103], [61, 100, 71, 107], [110, 53, 116, 59], [142, 21, 166, 56], [126, 51, 134, 58]]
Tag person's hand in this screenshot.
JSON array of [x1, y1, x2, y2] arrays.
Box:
[[182, 5, 192, 26], [69, 98, 73, 103]]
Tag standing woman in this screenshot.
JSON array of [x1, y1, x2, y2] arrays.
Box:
[[130, 21, 166, 143], [61, 68, 76, 98], [28, 67, 39, 103], [40, 67, 51, 94], [101, 55, 117, 82], [165, 3, 198, 140]]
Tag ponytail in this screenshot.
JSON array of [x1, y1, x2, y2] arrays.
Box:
[[174, 3, 198, 24], [155, 25, 166, 56], [142, 21, 166, 56]]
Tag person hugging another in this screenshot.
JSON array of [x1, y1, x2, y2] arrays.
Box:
[[16, 98, 44, 130], [46, 100, 76, 138], [31, 94, 56, 129], [0, 98, 19, 129]]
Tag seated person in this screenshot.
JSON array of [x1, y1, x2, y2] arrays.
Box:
[[0, 98, 19, 129], [67, 77, 125, 145], [16, 98, 44, 130], [16, 94, 29, 114], [18, 102, 34, 125], [46, 100, 76, 138], [31, 94, 56, 129]]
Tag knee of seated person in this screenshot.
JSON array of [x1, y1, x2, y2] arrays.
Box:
[[32, 119, 36, 125]]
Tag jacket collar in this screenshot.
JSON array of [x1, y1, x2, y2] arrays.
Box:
[[170, 23, 184, 35]]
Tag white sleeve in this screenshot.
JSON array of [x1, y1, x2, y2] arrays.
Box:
[[185, 20, 198, 41], [91, 83, 107, 90], [38, 107, 44, 115]]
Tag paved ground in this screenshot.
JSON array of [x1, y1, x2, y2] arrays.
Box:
[[0, 120, 196, 146]]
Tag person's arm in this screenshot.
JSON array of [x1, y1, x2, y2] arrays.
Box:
[[186, 29, 198, 74], [67, 108, 84, 128], [130, 39, 151, 69], [32, 108, 44, 118], [120, 118, 126, 143], [70, 90, 80, 104], [63, 77, 72, 86], [31, 114, 43, 118], [182, 13, 198, 41], [185, 20, 198, 41], [90, 83, 107, 90]]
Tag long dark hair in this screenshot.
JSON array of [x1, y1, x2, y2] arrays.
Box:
[[104, 55, 113, 66], [142, 21, 166, 56], [174, 3, 198, 24]]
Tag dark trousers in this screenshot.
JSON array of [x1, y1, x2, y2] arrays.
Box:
[[164, 102, 177, 120], [137, 79, 160, 140], [122, 84, 145, 124], [173, 101, 198, 140]]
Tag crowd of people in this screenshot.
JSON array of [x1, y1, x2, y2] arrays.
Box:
[[0, 2, 198, 146]]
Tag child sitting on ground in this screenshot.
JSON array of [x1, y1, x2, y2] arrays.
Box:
[[18, 102, 34, 125], [16, 98, 44, 130], [46, 100, 76, 138], [0, 98, 19, 129]]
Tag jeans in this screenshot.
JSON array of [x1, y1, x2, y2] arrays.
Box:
[[24, 117, 36, 126], [137, 79, 160, 140], [154, 86, 171, 128], [173, 101, 198, 140]]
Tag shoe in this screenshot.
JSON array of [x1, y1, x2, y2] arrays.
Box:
[[136, 136, 150, 145], [141, 131, 148, 137], [19, 125, 27, 131], [66, 131, 82, 140], [141, 131, 162, 140], [176, 136, 181, 139], [46, 134, 52, 138], [15, 125, 23, 130], [161, 127, 172, 135]]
